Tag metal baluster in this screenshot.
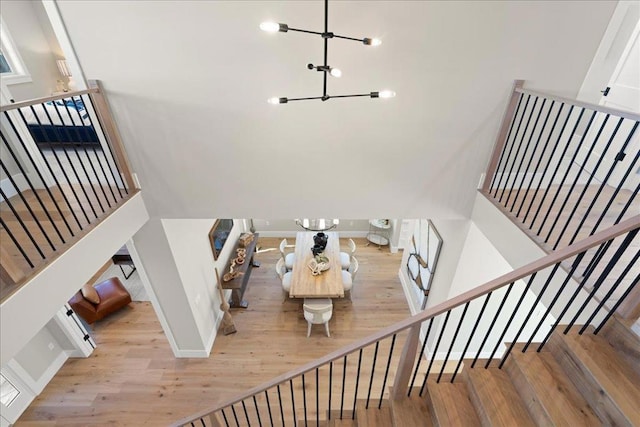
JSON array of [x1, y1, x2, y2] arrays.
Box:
[[511, 98, 549, 213], [529, 105, 578, 231], [490, 93, 525, 194], [230, 404, 240, 427], [504, 96, 540, 209], [564, 231, 638, 333], [264, 390, 274, 427], [452, 293, 492, 382], [315, 368, 319, 427], [241, 400, 250, 426], [40, 104, 104, 217], [408, 318, 434, 395], [340, 355, 347, 419], [472, 283, 514, 367], [595, 273, 640, 334], [1, 132, 69, 241], [516, 101, 558, 217], [351, 349, 363, 420], [328, 362, 332, 420], [0, 160, 56, 251], [84, 94, 129, 194], [539, 109, 597, 240], [253, 395, 263, 427], [524, 253, 585, 351], [486, 273, 536, 368], [546, 113, 612, 248], [379, 334, 396, 409], [0, 187, 46, 259], [438, 303, 469, 382], [0, 216, 34, 268], [568, 121, 638, 245], [500, 268, 559, 367], [277, 384, 285, 427], [613, 181, 639, 225], [220, 409, 230, 427], [58, 100, 112, 209], [4, 111, 84, 230], [580, 249, 639, 334], [16, 107, 92, 224], [420, 311, 451, 396], [365, 341, 379, 408], [289, 379, 296, 426], [301, 374, 307, 427], [498, 95, 532, 202]]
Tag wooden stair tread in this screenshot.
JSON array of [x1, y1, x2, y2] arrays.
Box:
[[463, 364, 536, 427], [389, 387, 433, 427], [328, 418, 356, 427], [425, 379, 480, 426], [550, 329, 640, 425], [505, 344, 600, 426], [355, 401, 392, 427], [601, 315, 640, 377]]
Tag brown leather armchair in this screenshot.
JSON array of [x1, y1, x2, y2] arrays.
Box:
[[69, 277, 132, 324]]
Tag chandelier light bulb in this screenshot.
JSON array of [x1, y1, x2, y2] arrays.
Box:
[[267, 97, 280, 104], [379, 90, 396, 99], [370, 38, 382, 46], [330, 68, 342, 78], [260, 22, 280, 33]]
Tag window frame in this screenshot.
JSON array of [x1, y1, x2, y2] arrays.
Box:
[[0, 16, 32, 85]]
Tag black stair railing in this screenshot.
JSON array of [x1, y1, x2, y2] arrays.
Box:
[[172, 215, 639, 427]]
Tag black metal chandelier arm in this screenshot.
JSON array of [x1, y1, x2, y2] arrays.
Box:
[[287, 27, 325, 36]]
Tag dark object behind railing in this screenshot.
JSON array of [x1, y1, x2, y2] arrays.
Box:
[[483, 83, 639, 253], [0, 83, 135, 294], [173, 217, 639, 427]]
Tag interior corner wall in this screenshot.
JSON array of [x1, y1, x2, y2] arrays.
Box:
[[132, 219, 205, 356], [161, 219, 244, 353]]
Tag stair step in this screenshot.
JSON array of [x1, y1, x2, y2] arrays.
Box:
[[425, 378, 480, 426], [463, 362, 536, 427], [355, 400, 392, 427], [504, 344, 600, 426], [298, 421, 328, 427], [548, 327, 640, 426], [601, 315, 640, 377], [389, 387, 433, 427], [328, 418, 357, 427]]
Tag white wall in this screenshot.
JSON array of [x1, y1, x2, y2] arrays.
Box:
[[162, 219, 244, 352], [54, 1, 616, 220], [0, 0, 61, 100], [250, 219, 370, 237]]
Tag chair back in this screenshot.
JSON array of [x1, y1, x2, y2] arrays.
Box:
[[279, 238, 288, 259], [348, 238, 357, 255], [349, 256, 359, 281], [275, 258, 285, 280], [303, 299, 333, 324]]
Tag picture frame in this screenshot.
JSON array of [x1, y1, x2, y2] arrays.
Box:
[[209, 219, 234, 260]]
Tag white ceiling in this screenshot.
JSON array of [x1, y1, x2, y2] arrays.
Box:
[[55, 0, 616, 219]]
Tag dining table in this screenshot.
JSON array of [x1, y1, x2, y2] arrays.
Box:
[[289, 231, 344, 299]]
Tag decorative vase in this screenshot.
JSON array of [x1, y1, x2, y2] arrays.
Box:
[[311, 244, 323, 256], [314, 232, 328, 250]]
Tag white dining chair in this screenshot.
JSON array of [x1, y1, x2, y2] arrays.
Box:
[[303, 298, 333, 337], [275, 257, 292, 301], [341, 256, 359, 300], [340, 238, 357, 270], [279, 238, 296, 271]]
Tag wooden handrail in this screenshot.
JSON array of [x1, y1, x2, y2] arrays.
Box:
[[516, 87, 640, 121], [172, 214, 640, 426], [0, 88, 99, 112]]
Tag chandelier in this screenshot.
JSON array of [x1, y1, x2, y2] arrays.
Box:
[[260, 0, 395, 104], [295, 219, 340, 232]]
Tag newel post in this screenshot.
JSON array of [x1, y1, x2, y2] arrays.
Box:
[[482, 79, 525, 192], [87, 79, 137, 190], [390, 323, 421, 399]]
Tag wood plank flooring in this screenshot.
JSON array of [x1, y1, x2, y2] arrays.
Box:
[[15, 237, 412, 426]]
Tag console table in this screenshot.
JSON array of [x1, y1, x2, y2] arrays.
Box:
[[220, 233, 259, 308]]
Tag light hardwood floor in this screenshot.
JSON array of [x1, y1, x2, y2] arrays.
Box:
[[15, 237, 412, 426]]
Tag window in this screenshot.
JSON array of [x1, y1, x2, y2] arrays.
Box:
[[0, 16, 31, 85], [0, 373, 20, 407]]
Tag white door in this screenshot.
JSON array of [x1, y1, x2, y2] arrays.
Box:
[[579, 22, 640, 190]]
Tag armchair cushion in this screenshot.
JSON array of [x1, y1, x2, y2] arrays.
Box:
[[81, 283, 100, 304]]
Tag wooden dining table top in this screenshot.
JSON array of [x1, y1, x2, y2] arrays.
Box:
[[289, 231, 344, 299]]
